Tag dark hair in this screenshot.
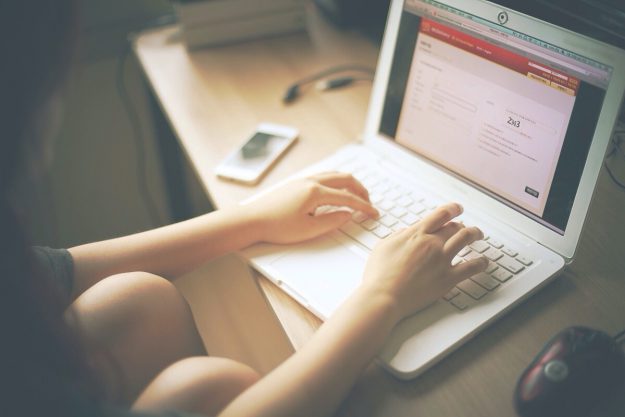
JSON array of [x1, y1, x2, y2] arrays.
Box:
[[0, 1, 100, 415]]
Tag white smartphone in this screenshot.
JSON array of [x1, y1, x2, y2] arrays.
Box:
[[215, 123, 299, 185]]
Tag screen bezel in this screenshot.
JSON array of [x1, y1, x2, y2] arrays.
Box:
[[363, 0, 625, 259]]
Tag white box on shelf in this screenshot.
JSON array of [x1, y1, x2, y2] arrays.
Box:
[[174, 0, 306, 26], [179, 7, 308, 48]]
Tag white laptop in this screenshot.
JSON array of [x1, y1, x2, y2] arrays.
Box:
[[242, 0, 625, 379]]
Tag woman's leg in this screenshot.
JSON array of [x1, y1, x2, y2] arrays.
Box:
[[70, 272, 207, 404], [133, 356, 260, 416]]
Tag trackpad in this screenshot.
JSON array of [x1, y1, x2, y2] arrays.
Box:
[[270, 237, 366, 318]]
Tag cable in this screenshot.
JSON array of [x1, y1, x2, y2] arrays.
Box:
[[315, 75, 375, 91], [614, 328, 625, 343], [116, 45, 162, 227], [283, 64, 375, 104]]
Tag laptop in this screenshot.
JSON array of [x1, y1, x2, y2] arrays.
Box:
[[242, 0, 625, 379]]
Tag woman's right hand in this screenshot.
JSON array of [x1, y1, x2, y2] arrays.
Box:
[[361, 203, 488, 322]]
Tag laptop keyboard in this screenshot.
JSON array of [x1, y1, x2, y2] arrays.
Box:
[[330, 162, 534, 312]]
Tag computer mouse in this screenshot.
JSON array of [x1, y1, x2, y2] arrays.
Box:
[[514, 326, 625, 417]]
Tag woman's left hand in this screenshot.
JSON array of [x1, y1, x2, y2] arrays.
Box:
[[243, 172, 379, 245]]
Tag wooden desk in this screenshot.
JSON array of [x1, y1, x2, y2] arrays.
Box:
[[134, 11, 377, 210], [134, 9, 625, 417]]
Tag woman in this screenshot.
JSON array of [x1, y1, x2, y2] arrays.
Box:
[[1, 1, 488, 416]]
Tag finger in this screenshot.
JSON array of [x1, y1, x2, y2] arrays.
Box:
[[432, 221, 464, 242], [314, 186, 379, 218], [311, 210, 352, 234], [443, 226, 484, 258], [449, 256, 489, 283], [419, 203, 463, 234], [313, 172, 370, 201]]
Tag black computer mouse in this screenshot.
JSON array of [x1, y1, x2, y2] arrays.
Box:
[[514, 326, 625, 417]]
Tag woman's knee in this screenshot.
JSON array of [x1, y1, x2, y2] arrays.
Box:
[[71, 272, 206, 404], [173, 356, 260, 392], [72, 272, 191, 335], [133, 356, 260, 415]]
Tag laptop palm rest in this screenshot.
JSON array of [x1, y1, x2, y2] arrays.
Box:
[[262, 235, 486, 379], [267, 236, 366, 319]]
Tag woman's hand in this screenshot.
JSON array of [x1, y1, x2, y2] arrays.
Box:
[[361, 203, 488, 322], [243, 172, 378, 245]]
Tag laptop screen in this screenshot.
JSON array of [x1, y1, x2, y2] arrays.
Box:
[[379, 0, 613, 234]]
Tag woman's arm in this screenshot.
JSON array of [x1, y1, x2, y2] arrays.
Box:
[[218, 203, 488, 417], [68, 172, 378, 299]]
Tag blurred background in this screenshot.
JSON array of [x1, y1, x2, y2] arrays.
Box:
[[29, 0, 624, 249], [27, 0, 212, 248]]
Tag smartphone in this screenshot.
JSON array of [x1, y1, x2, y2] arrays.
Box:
[[215, 123, 299, 185]]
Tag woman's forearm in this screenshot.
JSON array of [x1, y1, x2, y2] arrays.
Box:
[[67, 173, 380, 299], [218, 285, 399, 417], [218, 203, 486, 417], [68, 205, 261, 298]]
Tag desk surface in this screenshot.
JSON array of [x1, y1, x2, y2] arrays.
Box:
[[134, 12, 377, 209], [135, 10, 625, 417]]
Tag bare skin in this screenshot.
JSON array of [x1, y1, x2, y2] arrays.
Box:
[[67, 172, 486, 416], [71, 272, 207, 405]]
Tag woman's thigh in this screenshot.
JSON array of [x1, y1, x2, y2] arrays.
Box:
[[133, 356, 260, 416], [70, 272, 206, 404]]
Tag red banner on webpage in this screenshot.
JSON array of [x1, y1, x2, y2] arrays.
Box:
[[419, 18, 579, 95]]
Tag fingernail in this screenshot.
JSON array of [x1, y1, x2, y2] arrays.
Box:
[[456, 203, 464, 214]]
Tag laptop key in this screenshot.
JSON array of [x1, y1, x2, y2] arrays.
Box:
[[458, 246, 471, 257], [409, 191, 426, 202], [457, 279, 488, 299], [372, 183, 391, 194], [385, 189, 402, 200], [402, 213, 420, 225], [369, 193, 384, 204], [346, 168, 364, 178], [361, 218, 379, 231], [484, 247, 503, 261], [340, 222, 380, 250], [450, 292, 473, 310], [444, 287, 461, 301], [502, 247, 518, 257], [469, 240, 490, 253], [396, 196, 413, 207], [408, 202, 427, 214], [425, 197, 443, 209], [492, 268, 513, 282], [471, 272, 500, 290], [360, 176, 380, 190], [464, 251, 483, 261], [378, 200, 395, 211], [498, 255, 525, 274], [390, 206, 408, 218], [378, 214, 398, 227], [373, 225, 392, 238], [485, 261, 499, 274], [488, 238, 504, 249]]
